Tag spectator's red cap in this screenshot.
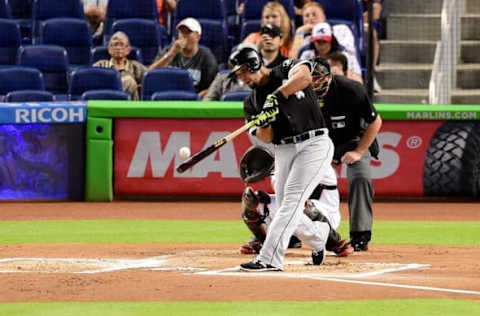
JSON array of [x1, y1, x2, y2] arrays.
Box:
[[311, 22, 332, 42], [177, 17, 202, 35]]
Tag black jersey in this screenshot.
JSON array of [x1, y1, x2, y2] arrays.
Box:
[[244, 59, 327, 145], [321, 75, 378, 146]]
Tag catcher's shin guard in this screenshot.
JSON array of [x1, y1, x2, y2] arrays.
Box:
[[241, 187, 267, 243], [304, 201, 353, 257]]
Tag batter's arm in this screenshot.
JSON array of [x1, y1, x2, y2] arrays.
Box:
[[341, 114, 382, 164], [277, 64, 312, 98], [255, 125, 274, 143]]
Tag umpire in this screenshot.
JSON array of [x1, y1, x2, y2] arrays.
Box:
[[310, 57, 382, 251]]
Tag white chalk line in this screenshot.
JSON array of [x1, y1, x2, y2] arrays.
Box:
[[196, 262, 480, 296], [0, 257, 170, 274]]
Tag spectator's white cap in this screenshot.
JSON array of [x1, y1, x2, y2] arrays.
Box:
[[311, 22, 332, 42], [176, 17, 202, 35]]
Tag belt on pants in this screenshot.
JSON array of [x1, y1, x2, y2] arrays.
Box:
[[280, 128, 325, 144]]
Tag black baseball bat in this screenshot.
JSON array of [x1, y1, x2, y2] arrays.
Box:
[[176, 108, 279, 173]]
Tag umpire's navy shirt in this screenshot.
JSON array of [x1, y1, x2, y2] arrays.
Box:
[[244, 59, 327, 145], [321, 75, 378, 146]]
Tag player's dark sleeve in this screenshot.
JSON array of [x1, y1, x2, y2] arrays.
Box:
[[274, 59, 314, 79]]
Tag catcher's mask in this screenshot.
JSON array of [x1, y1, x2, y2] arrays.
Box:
[[311, 57, 332, 98], [239, 145, 275, 184], [228, 43, 263, 78]]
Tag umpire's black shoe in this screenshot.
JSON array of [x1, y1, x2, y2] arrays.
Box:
[[240, 260, 281, 272], [350, 231, 371, 252], [351, 239, 369, 251], [312, 249, 325, 265]]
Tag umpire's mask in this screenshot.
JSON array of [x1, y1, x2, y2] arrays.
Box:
[[311, 57, 332, 98]]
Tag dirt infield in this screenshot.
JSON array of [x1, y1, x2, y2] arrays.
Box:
[[0, 201, 479, 302]]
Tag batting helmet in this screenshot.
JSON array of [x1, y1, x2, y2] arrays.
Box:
[[228, 43, 263, 77]]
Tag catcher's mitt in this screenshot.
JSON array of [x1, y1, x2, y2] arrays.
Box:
[[239, 146, 275, 184]]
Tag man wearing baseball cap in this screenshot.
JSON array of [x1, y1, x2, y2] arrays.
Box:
[[149, 17, 218, 98], [258, 24, 287, 68]]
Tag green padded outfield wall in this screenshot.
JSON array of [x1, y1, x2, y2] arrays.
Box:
[[86, 101, 480, 201]]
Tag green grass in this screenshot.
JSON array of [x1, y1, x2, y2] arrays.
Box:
[[1, 300, 479, 316], [0, 220, 479, 246]]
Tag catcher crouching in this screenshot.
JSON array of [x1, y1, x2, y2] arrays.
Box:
[[239, 145, 353, 261]]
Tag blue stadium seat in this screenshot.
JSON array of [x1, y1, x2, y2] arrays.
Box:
[[80, 89, 129, 100], [0, 0, 11, 18], [32, 0, 84, 43], [151, 91, 199, 101], [240, 19, 261, 41], [68, 67, 123, 100], [17, 44, 69, 95], [104, 0, 158, 41], [175, 0, 226, 22], [221, 90, 251, 101], [198, 19, 229, 64], [316, 0, 365, 53], [91, 45, 144, 64], [111, 18, 164, 65], [39, 18, 92, 66], [0, 67, 44, 100], [5, 89, 55, 102], [141, 67, 195, 100], [0, 19, 21, 65], [9, 0, 32, 43]]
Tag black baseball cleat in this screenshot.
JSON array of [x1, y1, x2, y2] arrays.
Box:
[[312, 249, 325, 265], [351, 239, 369, 251], [240, 260, 281, 272]]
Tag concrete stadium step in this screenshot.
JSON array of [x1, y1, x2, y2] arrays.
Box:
[[452, 89, 480, 104], [457, 63, 480, 89], [461, 41, 480, 63], [380, 40, 436, 63], [375, 63, 432, 89], [381, 40, 480, 64], [387, 14, 480, 41], [466, 0, 480, 14], [383, 0, 442, 14], [373, 89, 429, 104], [373, 89, 480, 105]]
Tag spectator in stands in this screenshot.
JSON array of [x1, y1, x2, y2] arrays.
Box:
[[293, 0, 311, 27], [93, 31, 147, 100], [149, 17, 218, 98], [203, 24, 285, 101], [157, 0, 177, 26], [363, 0, 383, 92], [328, 51, 348, 76], [243, 1, 292, 57], [289, 1, 358, 64], [299, 22, 363, 83], [82, 0, 108, 37]]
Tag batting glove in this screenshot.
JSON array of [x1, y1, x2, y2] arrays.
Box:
[[263, 89, 286, 110], [253, 107, 279, 128]]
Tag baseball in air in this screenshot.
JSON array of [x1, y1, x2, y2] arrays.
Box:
[[179, 146, 191, 159]]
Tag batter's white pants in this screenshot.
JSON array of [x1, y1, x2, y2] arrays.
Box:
[[256, 131, 334, 269]]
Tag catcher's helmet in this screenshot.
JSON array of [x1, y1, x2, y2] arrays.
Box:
[[310, 57, 332, 97], [228, 43, 263, 76]]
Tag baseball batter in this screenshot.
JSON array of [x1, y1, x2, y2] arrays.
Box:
[[228, 44, 334, 271], [238, 147, 353, 259]]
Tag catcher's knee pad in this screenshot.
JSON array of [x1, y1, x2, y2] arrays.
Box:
[[241, 187, 267, 242], [303, 201, 322, 221]]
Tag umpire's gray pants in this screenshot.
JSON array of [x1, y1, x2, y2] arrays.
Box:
[[347, 151, 374, 233]]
